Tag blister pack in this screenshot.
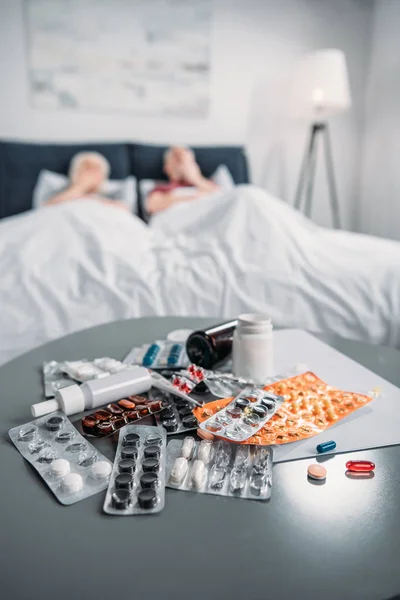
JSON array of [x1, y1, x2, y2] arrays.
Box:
[[151, 389, 198, 434], [199, 388, 284, 442], [166, 438, 273, 501], [9, 411, 112, 505], [124, 340, 189, 369], [81, 393, 165, 438], [43, 361, 75, 397], [103, 425, 167, 515]]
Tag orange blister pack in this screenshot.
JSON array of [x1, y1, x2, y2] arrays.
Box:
[[193, 372, 372, 445]]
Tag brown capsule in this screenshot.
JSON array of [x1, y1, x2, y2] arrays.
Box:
[[94, 409, 112, 421], [110, 416, 126, 430], [148, 400, 162, 413], [124, 410, 140, 422], [118, 398, 136, 410], [97, 421, 114, 434], [136, 405, 149, 417], [128, 395, 147, 403], [82, 415, 98, 432], [107, 403, 124, 415]]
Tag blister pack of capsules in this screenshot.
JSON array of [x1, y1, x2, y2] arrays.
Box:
[[166, 437, 273, 501], [151, 389, 198, 434], [124, 340, 189, 369], [43, 361, 75, 397], [103, 425, 167, 515], [9, 411, 112, 505], [199, 388, 284, 442], [81, 393, 165, 438], [194, 372, 373, 445]]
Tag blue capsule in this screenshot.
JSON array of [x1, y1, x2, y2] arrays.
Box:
[[316, 440, 336, 454], [142, 344, 161, 366]]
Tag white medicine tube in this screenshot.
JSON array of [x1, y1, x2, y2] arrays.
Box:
[[31, 367, 152, 417]]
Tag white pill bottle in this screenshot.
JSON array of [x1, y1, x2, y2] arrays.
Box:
[[232, 314, 273, 383]]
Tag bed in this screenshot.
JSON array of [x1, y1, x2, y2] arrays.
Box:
[[1, 139, 400, 367], [0, 140, 249, 219]]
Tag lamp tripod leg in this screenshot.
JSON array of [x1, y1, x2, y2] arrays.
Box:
[[303, 126, 319, 219], [323, 124, 341, 229], [294, 126, 314, 212]]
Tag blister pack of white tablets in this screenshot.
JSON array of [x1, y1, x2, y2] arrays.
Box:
[[103, 425, 167, 516], [9, 411, 112, 505], [151, 389, 199, 435], [166, 438, 273, 501], [43, 361, 75, 397], [123, 340, 189, 369]]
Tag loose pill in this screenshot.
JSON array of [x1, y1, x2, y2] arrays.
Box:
[[346, 460, 375, 472], [170, 456, 189, 484], [316, 440, 337, 454], [190, 460, 206, 489], [62, 472, 83, 494], [50, 458, 71, 478], [181, 436, 195, 459], [307, 464, 327, 480]]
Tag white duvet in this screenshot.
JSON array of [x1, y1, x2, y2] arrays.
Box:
[[1, 185, 400, 365]]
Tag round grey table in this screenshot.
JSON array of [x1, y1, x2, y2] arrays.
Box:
[[2, 317, 400, 600]]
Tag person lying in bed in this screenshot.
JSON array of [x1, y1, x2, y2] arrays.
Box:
[[146, 146, 220, 214], [45, 152, 128, 210]]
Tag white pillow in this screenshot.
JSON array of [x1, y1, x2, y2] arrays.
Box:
[[32, 169, 138, 213], [210, 164, 235, 189], [139, 164, 234, 221]]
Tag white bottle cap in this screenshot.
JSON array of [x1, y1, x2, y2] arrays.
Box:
[[167, 329, 193, 343], [55, 384, 86, 416], [31, 398, 60, 418]]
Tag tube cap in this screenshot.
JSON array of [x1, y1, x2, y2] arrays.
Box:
[[55, 384, 86, 416], [31, 398, 59, 418]]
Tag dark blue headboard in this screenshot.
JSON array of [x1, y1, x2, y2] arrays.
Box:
[[0, 140, 249, 219]]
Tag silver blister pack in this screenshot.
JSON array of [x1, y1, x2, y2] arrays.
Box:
[[166, 438, 273, 501], [199, 388, 284, 442], [103, 425, 167, 516], [9, 411, 112, 505], [151, 389, 199, 435], [43, 361, 75, 397]]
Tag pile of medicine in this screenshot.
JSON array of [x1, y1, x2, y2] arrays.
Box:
[[8, 317, 378, 516]]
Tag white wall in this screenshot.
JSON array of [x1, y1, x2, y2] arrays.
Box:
[[0, 0, 373, 229], [359, 0, 400, 240]]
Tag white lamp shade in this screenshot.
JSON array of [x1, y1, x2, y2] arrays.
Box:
[[293, 49, 351, 120]]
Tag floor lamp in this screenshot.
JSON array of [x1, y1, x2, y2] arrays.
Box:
[[293, 49, 351, 228]]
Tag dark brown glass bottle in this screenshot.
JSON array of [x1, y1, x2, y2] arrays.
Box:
[[186, 320, 237, 368]]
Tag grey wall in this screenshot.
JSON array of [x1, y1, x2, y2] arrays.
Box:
[[0, 0, 374, 230], [359, 0, 400, 240]]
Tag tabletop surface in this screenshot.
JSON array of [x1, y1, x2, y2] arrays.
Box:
[[1, 317, 400, 600]]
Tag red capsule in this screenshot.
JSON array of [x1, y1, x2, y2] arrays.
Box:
[[346, 460, 375, 472]]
